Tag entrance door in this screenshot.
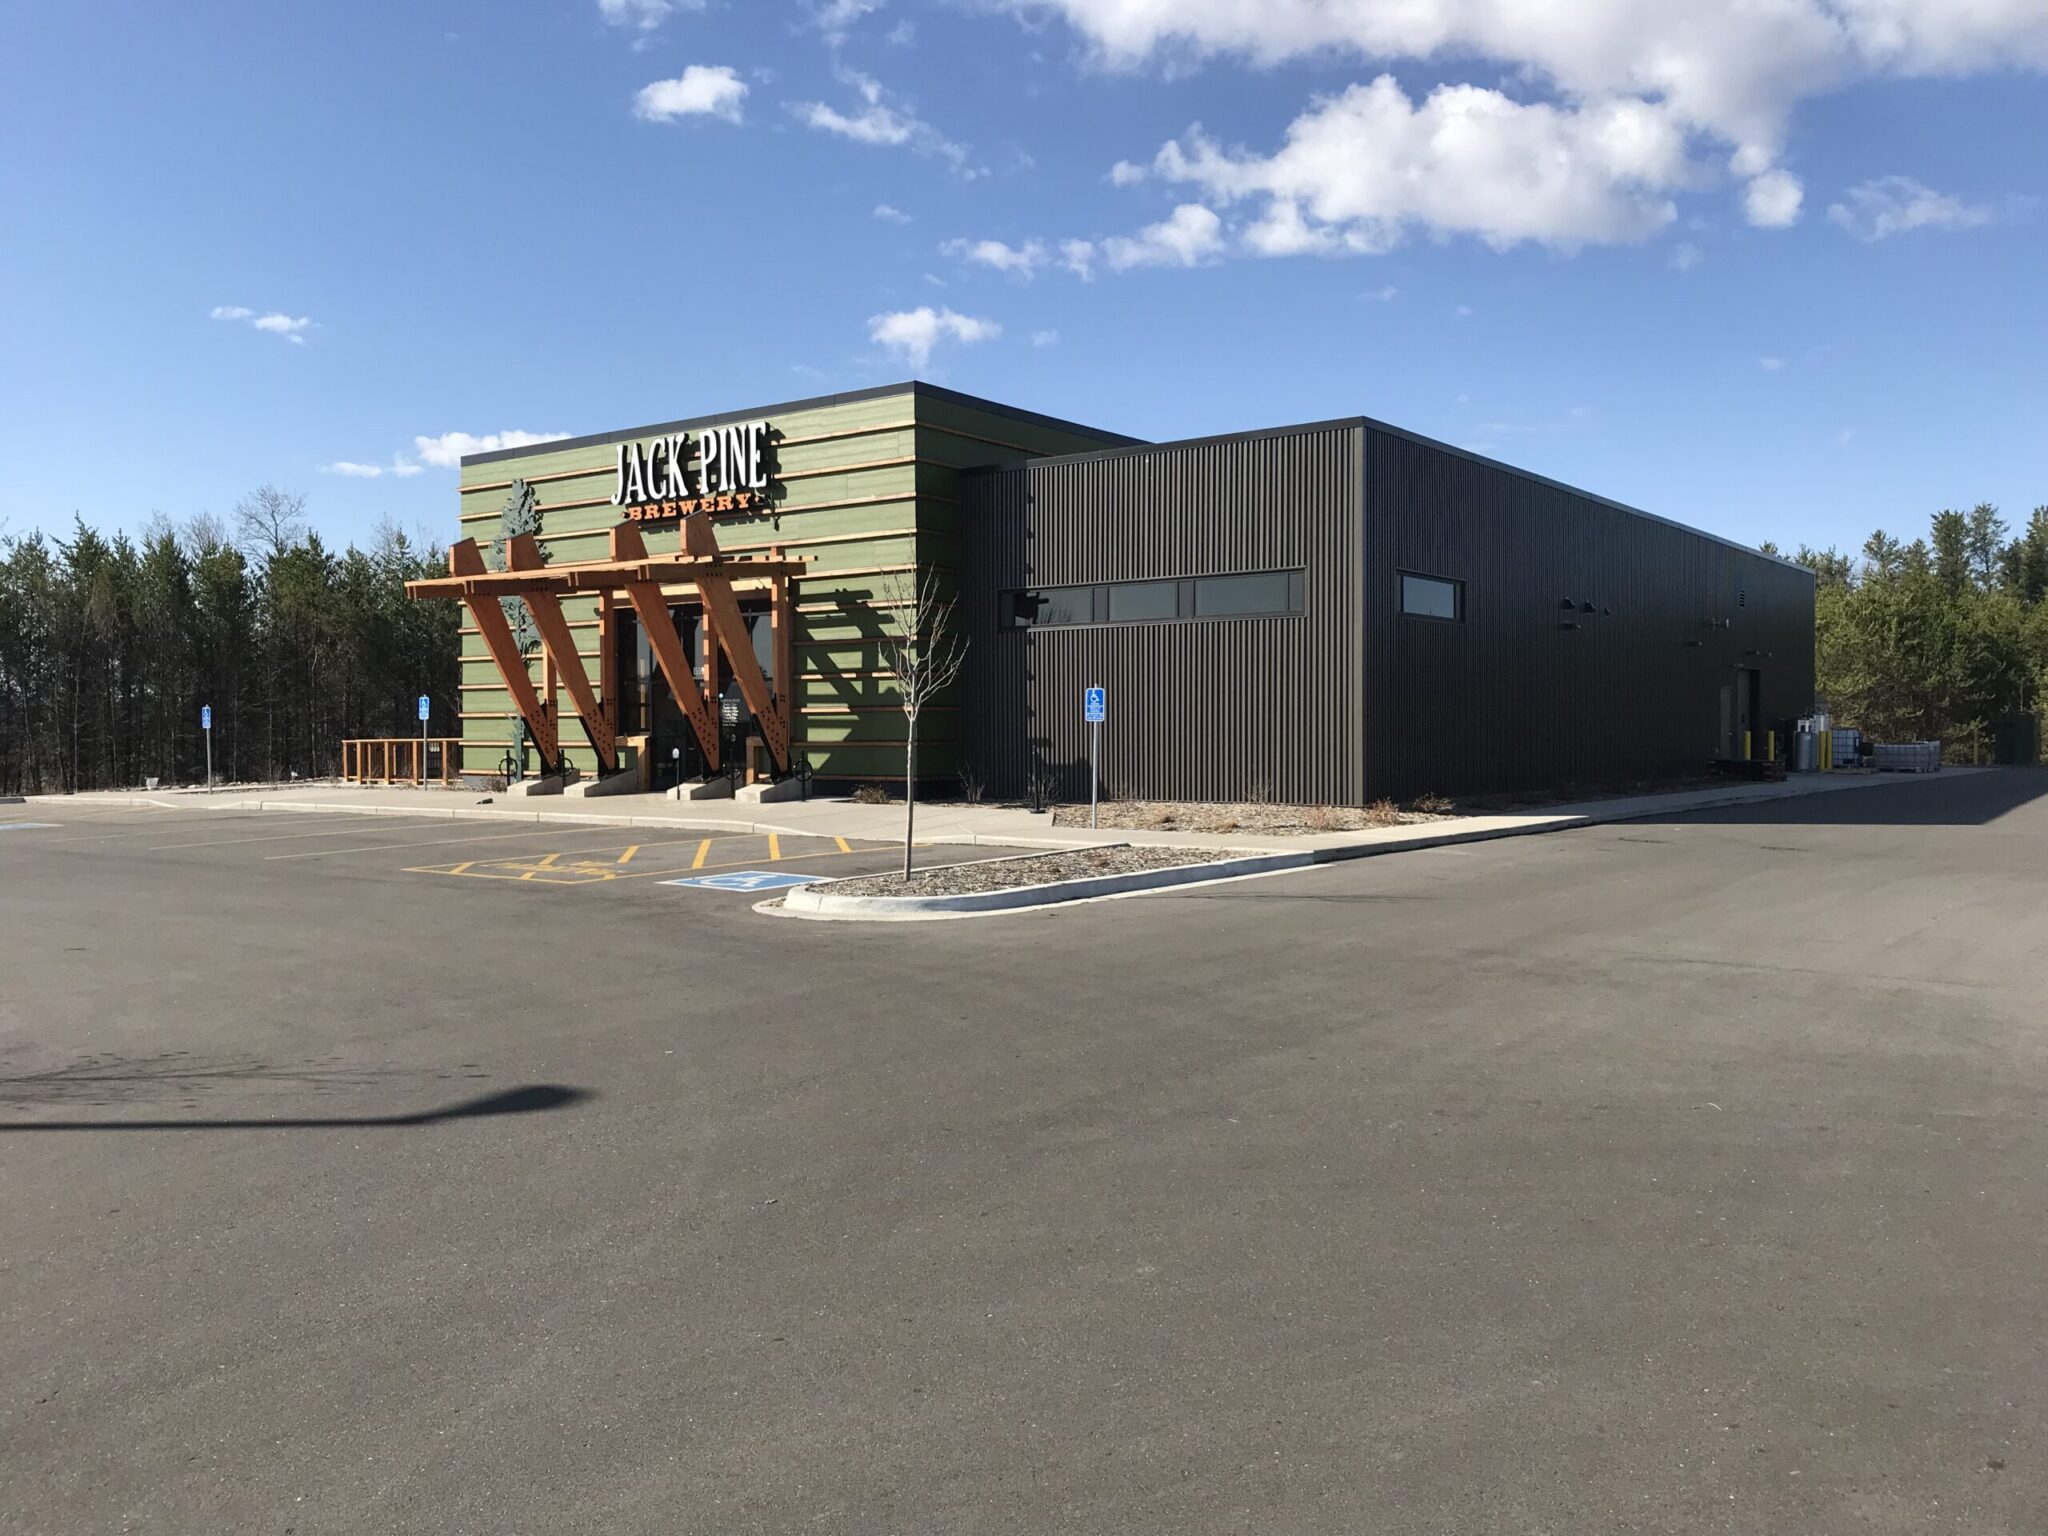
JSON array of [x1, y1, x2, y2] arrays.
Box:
[[1724, 667, 1761, 759]]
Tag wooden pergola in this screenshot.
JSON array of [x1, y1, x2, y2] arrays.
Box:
[[405, 518, 804, 781]]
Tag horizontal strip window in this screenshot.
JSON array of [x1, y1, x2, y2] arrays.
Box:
[[1004, 570, 1304, 629], [1399, 571, 1463, 622]]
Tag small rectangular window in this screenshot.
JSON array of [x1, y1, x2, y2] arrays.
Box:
[[1193, 572, 1295, 618], [1399, 572, 1462, 621], [1010, 585, 1094, 627], [1107, 582, 1178, 621]]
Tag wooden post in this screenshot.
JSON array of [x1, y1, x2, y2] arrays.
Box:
[[448, 539, 560, 771], [507, 533, 616, 776], [608, 524, 721, 769], [772, 547, 794, 773]]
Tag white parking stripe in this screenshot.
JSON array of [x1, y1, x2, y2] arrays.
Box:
[[264, 825, 753, 860], [149, 817, 450, 851]]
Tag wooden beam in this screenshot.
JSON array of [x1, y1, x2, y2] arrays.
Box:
[[610, 524, 721, 770], [449, 538, 560, 772], [405, 553, 804, 600], [507, 533, 617, 775]]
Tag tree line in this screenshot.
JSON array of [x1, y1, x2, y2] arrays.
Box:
[[0, 487, 460, 794], [1767, 501, 2048, 758], [3, 488, 2043, 797]]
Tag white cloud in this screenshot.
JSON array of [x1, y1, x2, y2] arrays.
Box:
[[634, 66, 747, 124], [873, 202, 911, 223], [1361, 285, 1399, 302], [868, 306, 1001, 368], [212, 306, 314, 344], [1670, 241, 1705, 271], [811, 0, 882, 45], [1031, 329, 1060, 347], [795, 71, 971, 171], [599, 0, 695, 31], [1827, 175, 1994, 240], [1059, 238, 1097, 280], [411, 431, 570, 469], [1744, 168, 1805, 228], [1761, 356, 1786, 371], [942, 237, 1047, 276], [321, 456, 426, 480], [1003, 0, 2048, 234], [1148, 79, 1688, 255], [1103, 203, 1225, 269], [1454, 304, 1475, 317], [1108, 159, 1147, 186]]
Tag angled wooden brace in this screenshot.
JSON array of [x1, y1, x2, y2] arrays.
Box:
[[608, 524, 721, 771], [505, 533, 617, 776], [449, 538, 560, 773], [681, 515, 790, 771]]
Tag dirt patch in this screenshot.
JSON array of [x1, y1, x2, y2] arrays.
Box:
[[821, 845, 1231, 899], [1050, 799, 1462, 837]]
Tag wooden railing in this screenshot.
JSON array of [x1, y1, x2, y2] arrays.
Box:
[[341, 737, 465, 786]]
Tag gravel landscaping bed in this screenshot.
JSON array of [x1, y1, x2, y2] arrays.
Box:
[[1050, 799, 1461, 836], [820, 845, 1231, 899]]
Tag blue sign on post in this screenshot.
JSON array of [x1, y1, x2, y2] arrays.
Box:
[[201, 705, 212, 731], [1084, 686, 1106, 722], [418, 694, 431, 722]]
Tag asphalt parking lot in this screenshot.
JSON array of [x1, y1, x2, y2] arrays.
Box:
[[4, 771, 2046, 1534]]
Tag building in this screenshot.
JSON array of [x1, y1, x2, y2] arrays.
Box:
[[416, 384, 1814, 806]]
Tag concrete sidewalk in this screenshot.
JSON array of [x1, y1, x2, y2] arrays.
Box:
[[26, 767, 1991, 863]]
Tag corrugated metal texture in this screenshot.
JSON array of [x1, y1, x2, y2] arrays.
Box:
[[1362, 427, 1816, 800], [961, 424, 1365, 804]]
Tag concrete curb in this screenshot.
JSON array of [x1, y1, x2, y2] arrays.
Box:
[[777, 849, 1312, 921]]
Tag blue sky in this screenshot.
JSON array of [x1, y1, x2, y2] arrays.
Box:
[[3, 0, 2043, 559]]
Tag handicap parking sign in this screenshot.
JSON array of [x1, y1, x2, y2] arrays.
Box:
[[1084, 686, 1106, 723], [662, 870, 819, 893]]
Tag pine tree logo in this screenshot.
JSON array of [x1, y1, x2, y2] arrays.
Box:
[[487, 479, 544, 656]]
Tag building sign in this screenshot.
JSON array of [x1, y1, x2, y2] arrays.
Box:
[[612, 421, 772, 523]]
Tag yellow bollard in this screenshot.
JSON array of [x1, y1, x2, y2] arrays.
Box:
[[1821, 729, 1831, 773], [1767, 730, 1776, 763], [1744, 729, 1753, 761]]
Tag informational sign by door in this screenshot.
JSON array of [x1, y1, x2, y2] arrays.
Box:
[[201, 705, 213, 789]]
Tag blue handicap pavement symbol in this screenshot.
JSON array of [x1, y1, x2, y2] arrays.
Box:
[[662, 870, 820, 893], [0, 822, 60, 832]]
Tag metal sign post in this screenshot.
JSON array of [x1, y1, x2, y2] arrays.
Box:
[[418, 694, 430, 783], [201, 704, 213, 790], [1084, 685, 1106, 829]]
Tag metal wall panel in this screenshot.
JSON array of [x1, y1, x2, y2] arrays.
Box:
[[1362, 426, 1817, 800], [961, 424, 1365, 805]]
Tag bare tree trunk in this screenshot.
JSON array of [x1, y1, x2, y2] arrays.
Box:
[[903, 710, 916, 880]]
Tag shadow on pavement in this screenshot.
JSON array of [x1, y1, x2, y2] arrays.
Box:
[[1673, 767, 2048, 828], [0, 1083, 591, 1132]]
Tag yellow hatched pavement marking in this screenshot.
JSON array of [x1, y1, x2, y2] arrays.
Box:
[[616, 845, 639, 865], [406, 841, 873, 886], [692, 839, 712, 869], [768, 833, 781, 862], [835, 836, 851, 852]]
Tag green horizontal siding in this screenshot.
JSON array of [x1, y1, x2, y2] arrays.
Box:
[[447, 386, 1127, 783]]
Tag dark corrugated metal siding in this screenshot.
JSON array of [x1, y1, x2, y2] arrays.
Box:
[[961, 424, 1365, 804], [1362, 426, 1817, 800]]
